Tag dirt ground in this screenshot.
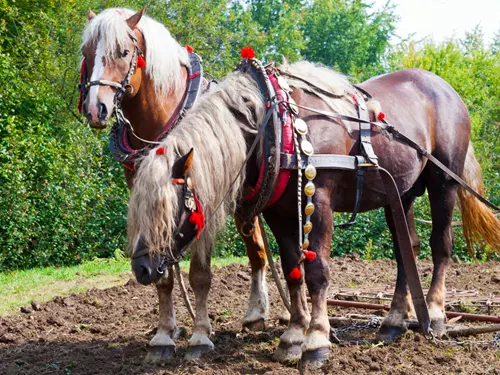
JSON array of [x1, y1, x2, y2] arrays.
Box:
[[1, 257, 499, 375]]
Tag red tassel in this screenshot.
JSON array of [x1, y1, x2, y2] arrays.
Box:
[[241, 46, 255, 59], [303, 250, 317, 262], [289, 267, 302, 280], [185, 45, 194, 53], [156, 147, 166, 155], [378, 112, 385, 121], [352, 94, 358, 105], [78, 59, 86, 113], [190, 194, 205, 239], [137, 55, 146, 69]]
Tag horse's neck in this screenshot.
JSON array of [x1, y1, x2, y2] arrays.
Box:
[[122, 68, 187, 150]]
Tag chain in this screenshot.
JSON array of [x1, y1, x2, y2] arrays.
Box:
[[429, 332, 500, 348], [330, 316, 380, 345]]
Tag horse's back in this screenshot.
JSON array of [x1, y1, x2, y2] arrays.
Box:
[[359, 68, 471, 188]]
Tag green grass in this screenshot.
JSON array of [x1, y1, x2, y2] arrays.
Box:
[[0, 255, 248, 316]]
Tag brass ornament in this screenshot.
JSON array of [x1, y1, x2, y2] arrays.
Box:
[[305, 164, 317, 180], [277, 75, 291, 92], [304, 181, 316, 196], [288, 98, 299, 114], [301, 140, 314, 155], [302, 239, 310, 250], [294, 118, 308, 135], [304, 202, 315, 216], [303, 221, 313, 234]]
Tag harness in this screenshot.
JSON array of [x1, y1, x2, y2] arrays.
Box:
[[79, 38, 205, 171], [109, 52, 204, 171]]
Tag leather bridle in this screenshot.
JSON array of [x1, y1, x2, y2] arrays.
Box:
[[79, 32, 145, 118]]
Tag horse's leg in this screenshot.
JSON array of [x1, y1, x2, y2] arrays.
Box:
[[145, 271, 177, 363], [234, 215, 269, 331], [376, 199, 420, 342], [264, 210, 310, 364], [185, 245, 214, 360], [300, 193, 333, 372], [426, 176, 458, 336]]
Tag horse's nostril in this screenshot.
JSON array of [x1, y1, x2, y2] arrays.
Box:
[[135, 265, 152, 285], [97, 102, 108, 121]]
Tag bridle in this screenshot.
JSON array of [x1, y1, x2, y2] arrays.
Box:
[[79, 31, 145, 119], [131, 174, 204, 274]]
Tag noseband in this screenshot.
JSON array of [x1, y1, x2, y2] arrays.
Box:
[[131, 175, 204, 274]]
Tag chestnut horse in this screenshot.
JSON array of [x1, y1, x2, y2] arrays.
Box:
[[80, 8, 272, 362], [128, 60, 500, 370]]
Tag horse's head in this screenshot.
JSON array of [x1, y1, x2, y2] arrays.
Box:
[[130, 148, 205, 285], [80, 8, 147, 128]]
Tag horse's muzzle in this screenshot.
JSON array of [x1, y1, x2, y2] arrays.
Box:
[[131, 254, 165, 285]]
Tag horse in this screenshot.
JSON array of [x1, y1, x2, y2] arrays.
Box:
[[79, 8, 274, 362], [127, 56, 500, 370]]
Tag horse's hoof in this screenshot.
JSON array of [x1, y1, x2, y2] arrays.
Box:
[[299, 347, 330, 374], [273, 343, 302, 364], [173, 327, 188, 340], [431, 318, 446, 338], [375, 324, 407, 343], [242, 318, 265, 332], [184, 344, 213, 361], [144, 345, 175, 364]]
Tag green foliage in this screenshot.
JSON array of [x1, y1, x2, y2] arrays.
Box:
[[303, 0, 397, 79]]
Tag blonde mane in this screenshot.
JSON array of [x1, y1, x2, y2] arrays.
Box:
[[82, 8, 189, 96], [128, 72, 264, 257], [127, 60, 358, 258]]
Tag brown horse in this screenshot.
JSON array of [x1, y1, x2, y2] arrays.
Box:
[[128, 59, 500, 370], [80, 8, 272, 362]]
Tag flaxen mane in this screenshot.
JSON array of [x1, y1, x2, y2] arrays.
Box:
[[81, 8, 189, 96], [127, 61, 360, 258]]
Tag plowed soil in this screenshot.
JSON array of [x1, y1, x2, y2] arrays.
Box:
[[1, 258, 499, 375]]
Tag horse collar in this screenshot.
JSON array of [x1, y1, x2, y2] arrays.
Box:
[[109, 52, 204, 170]]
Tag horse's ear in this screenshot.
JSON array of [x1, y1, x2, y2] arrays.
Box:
[[88, 10, 96, 21], [126, 7, 146, 29], [171, 148, 195, 178]]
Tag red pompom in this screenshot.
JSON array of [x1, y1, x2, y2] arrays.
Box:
[[289, 267, 302, 280], [156, 147, 166, 155], [378, 112, 385, 121], [185, 45, 194, 53], [190, 195, 205, 239], [303, 250, 317, 262], [136, 55, 146, 69], [241, 46, 255, 59]]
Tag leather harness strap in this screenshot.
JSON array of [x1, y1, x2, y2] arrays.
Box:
[[378, 166, 432, 334], [286, 102, 500, 213]]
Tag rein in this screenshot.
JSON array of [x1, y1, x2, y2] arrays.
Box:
[[285, 101, 500, 213]]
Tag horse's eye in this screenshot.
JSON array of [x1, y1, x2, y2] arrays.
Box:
[[121, 50, 130, 58]]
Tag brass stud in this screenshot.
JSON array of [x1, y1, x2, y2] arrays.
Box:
[[303, 221, 312, 234], [304, 182, 316, 196], [277, 75, 291, 92], [304, 202, 315, 216], [289, 98, 299, 114], [294, 118, 308, 135], [301, 140, 313, 156], [302, 239, 310, 250], [305, 164, 317, 180]]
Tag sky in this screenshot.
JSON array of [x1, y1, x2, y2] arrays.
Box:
[[373, 0, 500, 44]]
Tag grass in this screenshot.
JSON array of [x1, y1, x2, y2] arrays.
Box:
[[0, 254, 248, 316]]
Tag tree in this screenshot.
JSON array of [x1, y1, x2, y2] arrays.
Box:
[[302, 0, 397, 79]]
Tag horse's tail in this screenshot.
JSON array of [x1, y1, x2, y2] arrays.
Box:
[[457, 143, 500, 253]]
